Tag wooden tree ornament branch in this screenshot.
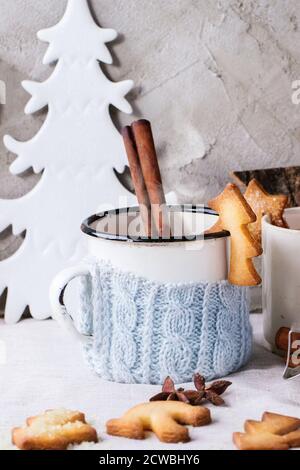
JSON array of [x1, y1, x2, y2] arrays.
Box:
[[209, 183, 262, 286]]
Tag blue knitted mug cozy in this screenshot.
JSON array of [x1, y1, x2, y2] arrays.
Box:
[[78, 261, 252, 384]]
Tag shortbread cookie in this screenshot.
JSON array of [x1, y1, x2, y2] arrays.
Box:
[[208, 183, 262, 286], [233, 431, 289, 451], [233, 411, 300, 451], [26, 408, 86, 427], [284, 429, 300, 448], [244, 179, 288, 244], [231, 166, 300, 207], [245, 412, 300, 436], [107, 401, 211, 443], [262, 412, 300, 434], [12, 409, 98, 450]]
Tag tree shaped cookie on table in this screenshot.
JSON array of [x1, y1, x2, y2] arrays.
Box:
[[244, 179, 289, 245], [209, 183, 262, 286], [107, 401, 211, 443], [233, 411, 300, 450]]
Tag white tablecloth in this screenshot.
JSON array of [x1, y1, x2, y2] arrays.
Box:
[[0, 314, 299, 450]]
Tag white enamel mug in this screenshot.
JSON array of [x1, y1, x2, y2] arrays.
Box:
[[262, 207, 300, 352], [49, 206, 255, 384], [50, 205, 230, 342], [80, 205, 229, 284]]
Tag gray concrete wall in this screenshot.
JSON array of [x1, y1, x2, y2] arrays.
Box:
[[1, 0, 300, 264]]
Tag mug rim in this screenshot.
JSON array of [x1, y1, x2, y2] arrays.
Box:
[[262, 207, 300, 235], [81, 205, 230, 244]]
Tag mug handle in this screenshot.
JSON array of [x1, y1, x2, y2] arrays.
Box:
[[50, 264, 93, 345]]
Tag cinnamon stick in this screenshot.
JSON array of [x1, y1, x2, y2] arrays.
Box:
[[131, 120, 169, 237], [275, 327, 300, 352], [122, 126, 151, 237]]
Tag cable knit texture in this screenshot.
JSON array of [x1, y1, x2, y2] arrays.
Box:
[[78, 261, 252, 384]]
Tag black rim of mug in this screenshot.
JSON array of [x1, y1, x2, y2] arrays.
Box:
[[81, 205, 229, 243]]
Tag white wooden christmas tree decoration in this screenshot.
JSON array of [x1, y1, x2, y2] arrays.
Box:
[[0, 0, 135, 323]]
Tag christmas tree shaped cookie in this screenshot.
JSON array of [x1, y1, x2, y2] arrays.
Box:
[[209, 184, 262, 286]]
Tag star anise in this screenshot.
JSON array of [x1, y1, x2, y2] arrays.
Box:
[[150, 374, 232, 406], [150, 376, 189, 403], [188, 373, 232, 406]]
